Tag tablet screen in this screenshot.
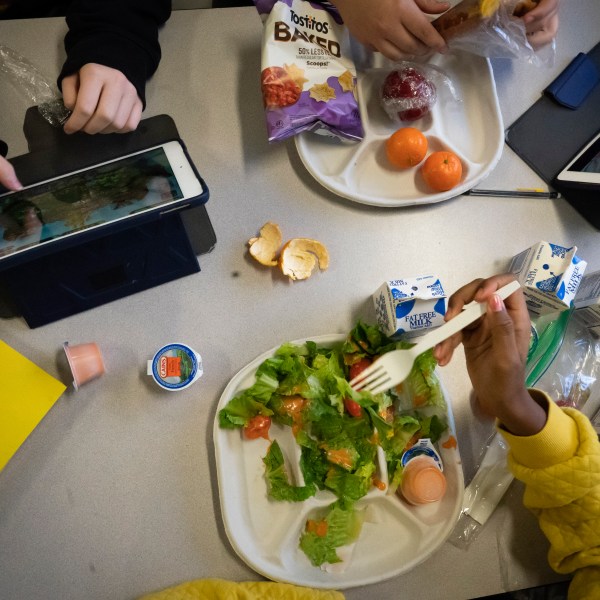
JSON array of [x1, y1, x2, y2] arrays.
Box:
[[573, 147, 600, 173], [556, 130, 600, 185], [0, 146, 186, 262]]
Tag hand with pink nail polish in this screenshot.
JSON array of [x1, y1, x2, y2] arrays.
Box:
[[433, 274, 546, 435]]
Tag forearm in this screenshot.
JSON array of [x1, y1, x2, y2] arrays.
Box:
[[59, 0, 171, 106]]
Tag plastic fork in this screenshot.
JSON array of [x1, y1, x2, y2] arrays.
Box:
[[350, 280, 521, 395]]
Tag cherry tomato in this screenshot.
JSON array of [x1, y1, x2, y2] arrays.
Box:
[[349, 357, 372, 380], [343, 397, 362, 418], [243, 415, 271, 440]]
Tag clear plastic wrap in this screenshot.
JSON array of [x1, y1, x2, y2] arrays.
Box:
[[0, 44, 70, 127], [379, 61, 460, 123], [432, 0, 555, 67]]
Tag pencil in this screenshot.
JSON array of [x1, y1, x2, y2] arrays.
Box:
[[465, 189, 561, 199]]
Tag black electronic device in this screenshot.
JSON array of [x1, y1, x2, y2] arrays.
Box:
[[0, 110, 216, 327], [505, 41, 600, 229]]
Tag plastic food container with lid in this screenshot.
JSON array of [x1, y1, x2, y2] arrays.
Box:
[[147, 343, 203, 391]]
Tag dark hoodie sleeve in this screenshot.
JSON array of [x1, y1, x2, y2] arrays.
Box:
[[58, 0, 172, 108]]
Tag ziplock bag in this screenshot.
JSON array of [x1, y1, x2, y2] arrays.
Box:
[[432, 0, 555, 67]]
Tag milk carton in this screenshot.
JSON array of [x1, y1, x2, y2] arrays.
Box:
[[373, 275, 447, 339], [509, 241, 587, 316], [574, 269, 600, 336]]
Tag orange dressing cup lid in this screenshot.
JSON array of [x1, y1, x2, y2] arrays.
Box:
[[401, 456, 447, 504]]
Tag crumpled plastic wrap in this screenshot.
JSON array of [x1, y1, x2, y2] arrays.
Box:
[[0, 44, 71, 127], [380, 61, 459, 123], [432, 0, 555, 67]]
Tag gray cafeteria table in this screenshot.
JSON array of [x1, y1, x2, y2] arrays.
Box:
[[1, 4, 599, 599]]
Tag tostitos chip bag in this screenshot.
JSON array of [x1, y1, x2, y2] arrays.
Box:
[[254, 0, 364, 143]]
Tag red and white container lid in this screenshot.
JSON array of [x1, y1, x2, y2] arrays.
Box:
[[147, 343, 203, 391]]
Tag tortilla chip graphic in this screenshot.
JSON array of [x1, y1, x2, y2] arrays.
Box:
[[309, 82, 336, 103], [338, 70, 355, 93], [284, 63, 309, 89]]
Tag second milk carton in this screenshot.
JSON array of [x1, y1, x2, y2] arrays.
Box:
[[373, 275, 447, 339], [574, 269, 600, 336], [509, 241, 587, 316]]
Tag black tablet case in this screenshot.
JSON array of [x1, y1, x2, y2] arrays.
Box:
[[505, 41, 600, 229], [0, 109, 217, 327]]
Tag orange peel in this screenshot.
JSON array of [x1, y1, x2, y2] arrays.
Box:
[[248, 221, 283, 267], [279, 238, 329, 281]]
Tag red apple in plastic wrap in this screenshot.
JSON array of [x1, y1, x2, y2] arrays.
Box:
[[381, 67, 437, 122]]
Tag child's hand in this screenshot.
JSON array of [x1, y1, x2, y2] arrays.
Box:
[[433, 274, 547, 436], [521, 0, 560, 48], [0, 155, 22, 191], [332, 0, 450, 60], [62, 63, 143, 135]]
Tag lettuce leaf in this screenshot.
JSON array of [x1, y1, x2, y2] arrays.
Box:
[[299, 501, 364, 566], [263, 440, 316, 502]]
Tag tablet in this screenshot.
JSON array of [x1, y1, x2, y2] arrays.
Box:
[[0, 140, 206, 267], [556, 129, 600, 186]]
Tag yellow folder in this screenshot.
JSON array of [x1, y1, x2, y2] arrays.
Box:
[[0, 340, 66, 472]]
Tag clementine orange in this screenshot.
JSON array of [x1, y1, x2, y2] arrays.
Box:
[[421, 150, 462, 192], [385, 127, 428, 169]]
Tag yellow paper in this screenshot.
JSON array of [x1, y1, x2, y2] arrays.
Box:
[[0, 340, 66, 471]]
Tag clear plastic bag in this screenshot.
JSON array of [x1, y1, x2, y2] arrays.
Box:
[[433, 0, 555, 67], [531, 311, 600, 413], [0, 44, 70, 127]]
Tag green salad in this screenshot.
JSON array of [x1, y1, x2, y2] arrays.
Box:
[[218, 321, 449, 567]]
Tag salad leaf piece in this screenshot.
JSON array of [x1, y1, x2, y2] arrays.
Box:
[[341, 320, 396, 358], [263, 440, 316, 502], [218, 393, 274, 429], [299, 501, 364, 567]]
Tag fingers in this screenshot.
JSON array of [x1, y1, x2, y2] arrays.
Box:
[[61, 73, 79, 112], [62, 63, 142, 135], [0, 156, 23, 191], [415, 0, 451, 15], [433, 274, 524, 366], [433, 278, 483, 366], [525, 14, 559, 48], [487, 294, 520, 364], [522, 0, 559, 24], [395, 2, 448, 55], [521, 0, 560, 48]]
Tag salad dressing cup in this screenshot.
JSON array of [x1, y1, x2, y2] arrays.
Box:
[[63, 342, 106, 390]]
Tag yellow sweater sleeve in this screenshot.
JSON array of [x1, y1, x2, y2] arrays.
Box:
[[138, 579, 344, 600], [497, 392, 600, 600]]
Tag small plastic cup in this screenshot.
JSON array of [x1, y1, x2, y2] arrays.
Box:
[[400, 456, 447, 505], [399, 439, 447, 505], [63, 342, 106, 390]]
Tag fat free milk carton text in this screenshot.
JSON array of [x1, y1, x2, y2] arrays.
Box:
[[509, 241, 587, 316], [373, 275, 447, 339]]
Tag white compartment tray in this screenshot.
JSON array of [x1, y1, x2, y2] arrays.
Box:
[[214, 334, 464, 589], [296, 52, 504, 207]]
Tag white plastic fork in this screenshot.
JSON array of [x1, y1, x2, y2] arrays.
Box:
[[350, 280, 521, 395]]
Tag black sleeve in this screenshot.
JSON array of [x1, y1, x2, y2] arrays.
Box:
[[58, 0, 172, 108]]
